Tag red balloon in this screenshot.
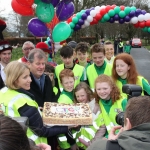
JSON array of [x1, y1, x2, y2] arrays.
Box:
[[139, 21, 146, 28], [111, 4, 116, 9], [100, 8, 107, 16], [11, 0, 34, 16], [67, 15, 73, 24], [16, 0, 34, 6], [95, 13, 102, 21], [90, 18, 98, 25], [120, 5, 125, 11], [60, 40, 66, 45], [133, 22, 139, 28], [145, 20, 150, 26], [46, 13, 60, 31], [105, 5, 111, 12]]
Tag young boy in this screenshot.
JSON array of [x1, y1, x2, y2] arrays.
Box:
[[75, 42, 92, 70], [104, 41, 115, 64], [124, 41, 132, 54], [55, 45, 86, 91], [86, 43, 112, 90]]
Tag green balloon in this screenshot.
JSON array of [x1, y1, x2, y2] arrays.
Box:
[[69, 22, 75, 28], [103, 13, 110, 21], [124, 6, 131, 14], [130, 6, 136, 11], [142, 27, 148, 32], [147, 27, 150, 33], [114, 6, 120, 14], [34, 0, 40, 4], [72, 17, 78, 24], [52, 22, 71, 42], [36, 2, 54, 23], [100, 17, 106, 23], [119, 11, 126, 18], [76, 12, 82, 19], [108, 10, 115, 17], [81, 10, 86, 13]]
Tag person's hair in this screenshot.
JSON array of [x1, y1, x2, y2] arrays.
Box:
[[112, 53, 138, 84], [124, 96, 150, 127], [59, 69, 74, 83], [104, 40, 114, 46], [22, 41, 35, 50], [75, 42, 89, 53], [44, 64, 54, 73], [0, 115, 31, 150], [5, 61, 30, 90], [60, 46, 73, 58], [95, 74, 121, 104], [28, 48, 47, 63], [74, 82, 95, 103], [91, 43, 105, 55]]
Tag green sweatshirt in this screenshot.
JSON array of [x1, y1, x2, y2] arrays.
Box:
[[124, 44, 131, 54]]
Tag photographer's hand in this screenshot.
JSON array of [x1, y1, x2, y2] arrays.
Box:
[[108, 126, 123, 140], [36, 143, 51, 150]]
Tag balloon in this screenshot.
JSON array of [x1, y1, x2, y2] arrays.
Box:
[[76, 12, 82, 19], [108, 10, 115, 17], [90, 10, 97, 17], [100, 8, 107, 16], [142, 27, 148, 32], [146, 20, 150, 26], [109, 18, 114, 23], [105, 5, 111, 12], [139, 21, 145, 28], [56, 1, 75, 21], [119, 11, 126, 18], [52, 22, 71, 42], [28, 18, 48, 37], [130, 6, 136, 11], [129, 10, 135, 17], [119, 18, 124, 24], [87, 16, 93, 22], [41, 0, 51, 3], [63, 0, 73, 4], [11, 0, 34, 16], [111, 4, 116, 9], [95, 13, 102, 21], [46, 13, 59, 30], [133, 22, 139, 28], [84, 20, 90, 26], [124, 15, 131, 22], [148, 27, 150, 33], [113, 14, 119, 21], [69, 22, 75, 28], [90, 18, 98, 25], [34, 0, 40, 4], [78, 19, 84, 25], [144, 13, 150, 21], [81, 13, 87, 20], [74, 24, 81, 31], [100, 17, 106, 23], [120, 5, 125, 11], [72, 16, 78, 23], [51, 0, 60, 7], [36, 2, 54, 23], [135, 9, 141, 16], [124, 7, 131, 15], [103, 13, 110, 21], [114, 6, 120, 14], [130, 17, 138, 24], [95, 6, 101, 13], [141, 10, 147, 15], [16, 0, 34, 6], [85, 9, 91, 16], [138, 14, 144, 22]]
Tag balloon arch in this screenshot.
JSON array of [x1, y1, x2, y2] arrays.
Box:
[[11, 0, 150, 51]]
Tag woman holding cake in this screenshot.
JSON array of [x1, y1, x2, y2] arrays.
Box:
[[73, 82, 106, 149], [0, 61, 72, 147]]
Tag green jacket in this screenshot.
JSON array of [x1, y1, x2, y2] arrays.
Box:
[[124, 44, 131, 53], [87, 123, 150, 150]]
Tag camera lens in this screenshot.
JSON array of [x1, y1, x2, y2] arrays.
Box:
[[116, 112, 124, 126]]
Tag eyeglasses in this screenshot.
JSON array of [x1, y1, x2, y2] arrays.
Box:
[[23, 47, 34, 51], [0, 44, 11, 50]]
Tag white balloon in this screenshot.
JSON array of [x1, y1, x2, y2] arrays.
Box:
[[87, 16, 93, 22], [101, 5, 106, 9], [144, 13, 150, 21], [95, 6, 101, 13], [90, 10, 97, 17], [130, 17, 138, 24], [54, 42, 60, 45], [115, 21, 119, 23], [81, 24, 86, 28], [138, 14, 144, 22], [84, 20, 90, 26], [55, 44, 61, 49], [54, 48, 59, 52]]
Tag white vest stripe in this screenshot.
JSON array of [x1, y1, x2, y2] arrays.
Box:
[[29, 134, 39, 141], [59, 136, 67, 142], [93, 121, 99, 130], [79, 135, 90, 142], [84, 128, 95, 137]]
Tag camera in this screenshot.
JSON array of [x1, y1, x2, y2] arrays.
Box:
[[116, 84, 142, 126]]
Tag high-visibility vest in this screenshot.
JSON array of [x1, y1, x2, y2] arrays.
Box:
[[58, 93, 73, 104], [87, 63, 112, 90], [116, 76, 147, 98], [0, 87, 47, 144], [55, 64, 84, 91], [99, 99, 123, 134], [118, 42, 123, 48]]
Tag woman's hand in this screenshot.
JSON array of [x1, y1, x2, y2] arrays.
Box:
[[36, 143, 51, 150]]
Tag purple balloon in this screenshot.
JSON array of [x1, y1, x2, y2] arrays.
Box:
[[124, 15, 130, 22], [81, 13, 87, 20], [74, 24, 81, 31], [28, 18, 48, 37], [135, 9, 141, 17], [41, 0, 51, 3], [113, 14, 119, 21], [141, 10, 147, 15], [56, 1, 75, 21], [62, 0, 73, 4], [51, 0, 60, 7], [129, 10, 135, 17], [90, 7, 95, 10], [78, 19, 84, 25], [85, 9, 91, 16], [109, 18, 114, 23], [119, 18, 124, 24]]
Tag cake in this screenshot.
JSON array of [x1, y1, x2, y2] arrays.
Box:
[[42, 102, 93, 125]]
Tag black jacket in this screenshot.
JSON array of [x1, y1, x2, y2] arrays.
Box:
[[28, 73, 58, 107], [17, 88, 68, 137], [0, 66, 5, 90]]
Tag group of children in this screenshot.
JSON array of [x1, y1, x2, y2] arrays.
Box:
[[44, 40, 150, 150]]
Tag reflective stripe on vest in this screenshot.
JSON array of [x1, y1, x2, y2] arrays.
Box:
[[87, 63, 112, 89], [58, 136, 67, 142], [29, 134, 39, 141]]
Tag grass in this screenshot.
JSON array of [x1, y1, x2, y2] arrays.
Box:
[[12, 47, 62, 64]]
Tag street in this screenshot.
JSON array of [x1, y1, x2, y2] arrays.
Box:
[[131, 47, 150, 83]]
